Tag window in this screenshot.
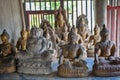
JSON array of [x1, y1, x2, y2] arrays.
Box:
[[24, 0, 95, 31]]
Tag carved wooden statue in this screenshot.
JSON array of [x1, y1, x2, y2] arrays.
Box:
[[0, 29, 16, 73], [93, 24, 120, 76], [58, 31, 88, 77]]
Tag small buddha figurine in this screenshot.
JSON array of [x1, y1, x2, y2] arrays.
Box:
[[0, 29, 16, 73], [93, 24, 120, 76], [87, 24, 101, 57], [77, 19, 90, 42], [58, 31, 88, 77], [89, 24, 101, 45], [71, 25, 83, 44], [16, 28, 28, 51], [55, 7, 66, 31], [61, 24, 69, 42]]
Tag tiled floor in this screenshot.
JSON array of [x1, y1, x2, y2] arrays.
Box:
[[0, 58, 120, 80]]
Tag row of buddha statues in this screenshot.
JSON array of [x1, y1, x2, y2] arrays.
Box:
[[0, 7, 120, 77]]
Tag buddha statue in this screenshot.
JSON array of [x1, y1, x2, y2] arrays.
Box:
[[87, 24, 101, 57], [71, 25, 83, 44], [16, 27, 57, 74], [0, 29, 16, 73], [93, 24, 120, 76], [16, 28, 28, 51], [61, 24, 69, 43], [76, 16, 91, 49], [55, 7, 66, 31], [58, 31, 88, 77]]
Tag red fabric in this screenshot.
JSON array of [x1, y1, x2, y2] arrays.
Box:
[[107, 6, 111, 40], [107, 6, 120, 56]]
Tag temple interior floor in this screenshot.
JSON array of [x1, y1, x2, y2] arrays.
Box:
[[0, 58, 120, 80]]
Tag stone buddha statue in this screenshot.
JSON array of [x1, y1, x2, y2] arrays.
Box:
[[0, 29, 16, 73], [93, 24, 120, 76], [58, 31, 88, 77], [87, 24, 101, 57], [16, 28, 28, 51], [16, 27, 56, 74]]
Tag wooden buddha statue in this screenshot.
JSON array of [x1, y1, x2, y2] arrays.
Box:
[[58, 31, 88, 77], [16, 28, 28, 51], [0, 29, 16, 73]]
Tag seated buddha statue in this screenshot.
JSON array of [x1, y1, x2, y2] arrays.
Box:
[[87, 24, 101, 57], [93, 24, 120, 76], [55, 7, 66, 31], [0, 29, 16, 73], [71, 25, 83, 44], [58, 31, 88, 77], [16, 28, 28, 51], [16, 27, 56, 74], [77, 19, 91, 49], [61, 24, 69, 44]]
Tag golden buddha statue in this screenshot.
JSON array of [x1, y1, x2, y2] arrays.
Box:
[[0, 29, 16, 73], [16, 28, 28, 51], [55, 7, 66, 31], [87, 24, 101, 57]]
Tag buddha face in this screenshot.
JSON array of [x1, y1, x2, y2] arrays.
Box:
[[80, 25, 86, 31], [68, 33, 77, 44], [1, 35, 8, 43], [94, 27, 99, 35], [72, 27, 78, 34], [21, 31, 28, 39], [101, 32, 109, 41]]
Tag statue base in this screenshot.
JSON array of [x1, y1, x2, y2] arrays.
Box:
[[58, 64, 88, 77], [17, 58, 52, 74], [0, 59, 16, 73]]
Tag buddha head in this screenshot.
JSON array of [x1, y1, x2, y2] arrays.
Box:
[[1, 29, 9, 43], [94, 24, 100, 35], [100, 24, 109, 41], [68, 31, 77, 44], [80, 23, 86, 32], [20, 28, 28, 40], [30, 27, 43, 38]]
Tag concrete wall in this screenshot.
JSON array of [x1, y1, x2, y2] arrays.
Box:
[[0, 0, 22, 45]]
